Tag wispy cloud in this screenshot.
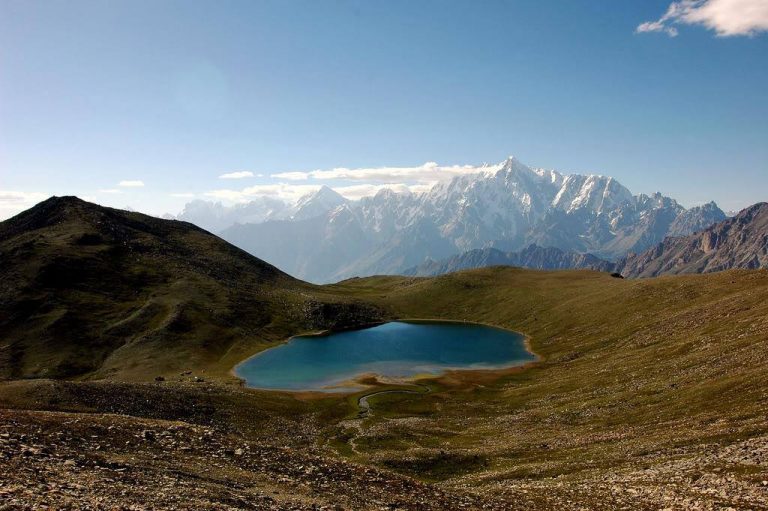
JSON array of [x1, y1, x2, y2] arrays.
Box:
[[0, 190, 50, 220], [118, 180, 145, 187], [270, 171, 311, 181], [203, 160, 501, 204], [637, 0, 768, 37], [271, 162, 493, 184], [204, 184, 322, 203], [218, 171, 254, 179], [204, 182, 436, 204], [637, 19, 679, 37]]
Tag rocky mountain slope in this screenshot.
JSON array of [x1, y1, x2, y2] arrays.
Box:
[[218, 157, 724, 283], [403, 244, 614, 277], [616, 202, 768, 277], [0, 197, 380, 380], [412, 202, 764, 280]]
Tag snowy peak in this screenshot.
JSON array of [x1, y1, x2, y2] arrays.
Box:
[[668, 201, 726, 238], [532, 167, 566, 187], [200, 155, 728, 282], [636, 192, 681, 211], [497, 155, 533, 175], [177, 197, 288, 233], [290, 185, 348, 221], [552, 174, 633, 214]]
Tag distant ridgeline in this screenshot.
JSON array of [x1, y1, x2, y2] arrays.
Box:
[[174, 157, 730, 283], [408, 203, 768, 278], [615, 202, 768, 278], [403, 245, 615, 277]]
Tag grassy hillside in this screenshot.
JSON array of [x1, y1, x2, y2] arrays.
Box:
[[2, 198, 767, 508], [0, 197, 383, 381], [316, 268, 768, 507]]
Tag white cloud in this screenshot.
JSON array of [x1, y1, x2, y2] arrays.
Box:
[[204, 181, 436, 204], [98, 189, 122, 194], [0, 190, 50, 220], [270, 171, 311, 181], [119, 180, 145, 187], [270, 161, 492, 184], [218, 171, 254, 179], [637, 19, 680, 36], [204, 160, 485, 205], [638, 0, 768, 37], [204, 184, 322, 203], [203, 160, 503, 205]]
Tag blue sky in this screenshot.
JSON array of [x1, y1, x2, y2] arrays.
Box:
[[1, 0, 767, 218]]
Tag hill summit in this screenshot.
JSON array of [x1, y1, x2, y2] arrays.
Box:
[[0, 196, 379, 380]]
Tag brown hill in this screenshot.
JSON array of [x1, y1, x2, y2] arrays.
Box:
[[0, 196, 381, 380], [616, 202, 768, 277]]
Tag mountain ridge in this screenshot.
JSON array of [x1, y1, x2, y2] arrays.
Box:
[[218, 157, 725, 283], [616, 202, 768, 277], [175, 185, 349, 233], [403, 244, 614, 277]]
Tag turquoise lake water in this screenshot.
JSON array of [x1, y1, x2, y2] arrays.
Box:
[[235, 321, 534, 392]]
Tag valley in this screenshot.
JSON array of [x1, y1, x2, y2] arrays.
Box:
[[4, 2, 767, 508], [1, 198, 767, 509]]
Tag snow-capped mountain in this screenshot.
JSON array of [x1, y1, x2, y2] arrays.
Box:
[[176, 196, 288, 233], [667, 201, 727, 237], [288, 185, 349, 221], [213, 156, 725, 283], [175, 186, 348, 233]]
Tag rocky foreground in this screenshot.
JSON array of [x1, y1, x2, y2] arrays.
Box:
[[2, 406, 768, 510], [0, 408, 499, 510]]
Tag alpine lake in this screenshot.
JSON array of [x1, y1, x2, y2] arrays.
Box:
[[236, 321, 534, 392]]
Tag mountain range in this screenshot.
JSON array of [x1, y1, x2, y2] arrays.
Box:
[[176, 185, 349, 233], [617, 202, 768, 277], [409, 203, 768, 278], [404, 244, 615, 277], [185, 157, 725, 282]]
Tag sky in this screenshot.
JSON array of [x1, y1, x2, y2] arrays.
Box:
[[1, 0, 767, 219]]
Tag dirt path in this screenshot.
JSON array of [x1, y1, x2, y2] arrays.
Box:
[[357, 383, 430, 418]]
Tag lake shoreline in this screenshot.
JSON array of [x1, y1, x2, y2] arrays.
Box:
[[232, 318, 539, 395]]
